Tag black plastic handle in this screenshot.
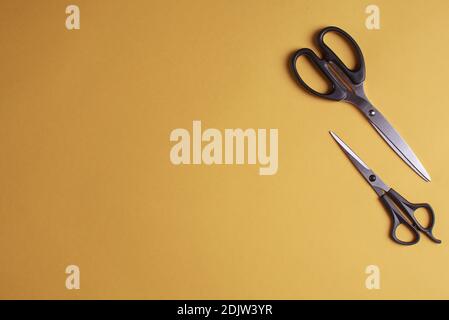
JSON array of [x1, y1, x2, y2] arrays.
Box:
[[316, 26, 366, 85], [387, 189, 442, 244], [380, 194, 420, 246], [290, 26, 366, 101], [290, 48, 347, 101]]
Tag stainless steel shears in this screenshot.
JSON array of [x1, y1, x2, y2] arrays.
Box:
[[330, 131, 440, 245], [290, 26, 431, 181]]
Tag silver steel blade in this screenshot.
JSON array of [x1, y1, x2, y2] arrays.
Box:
[[368, 109, 431, 182], [330, 131, 390, 196]]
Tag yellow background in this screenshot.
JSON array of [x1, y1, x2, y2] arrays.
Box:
[[0, 0, 448, 299]]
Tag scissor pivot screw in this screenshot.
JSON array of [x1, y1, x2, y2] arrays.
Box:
[[369, 175, 376, 182], [369, 110, 376, 116]]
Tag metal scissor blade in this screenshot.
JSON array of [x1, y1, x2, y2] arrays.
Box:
[[368, 111, 431, 182], [329, 131, 389, 196]]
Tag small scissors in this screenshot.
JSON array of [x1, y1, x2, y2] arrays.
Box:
[[290, 26, 431, 182], [330, 131, 441, 245]]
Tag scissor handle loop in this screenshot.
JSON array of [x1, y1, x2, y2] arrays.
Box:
[[380, 194, 420, 245], [290, 26, 366, 101], [388, 189, 441, 244], [380, 189, 441, 245], [290, 48, 346, 101], [317, 26, 366, 85]]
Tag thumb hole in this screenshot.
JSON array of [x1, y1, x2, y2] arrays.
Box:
[[322, 31, 358, 70], [395, 223, 416, 243], [294, 55, 332, 94]]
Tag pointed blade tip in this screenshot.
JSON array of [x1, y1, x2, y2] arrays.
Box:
[[329, 131, 338, 139]]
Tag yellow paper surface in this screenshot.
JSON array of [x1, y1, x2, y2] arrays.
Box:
[[1, 0, 449, 299]]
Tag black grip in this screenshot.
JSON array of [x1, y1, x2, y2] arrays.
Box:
[[380, 194, 420, 246], [290, 48, 347, 101], [387, 189, 441, 244], [316, 26, 366, 85]]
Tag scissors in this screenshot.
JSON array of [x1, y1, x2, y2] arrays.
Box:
[[290, 26, 431, 182], [330, 131, 441, 245]]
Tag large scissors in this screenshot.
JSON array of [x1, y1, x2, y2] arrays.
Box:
[[290, 26, 431, 181], [330, 131, 441, 245]]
